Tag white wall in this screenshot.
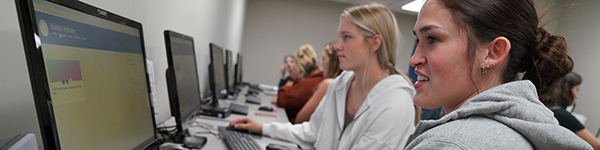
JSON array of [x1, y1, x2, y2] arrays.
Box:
[[1, 0, 246, 149], [555, 0, 600, 135], [242, 0, 417, 86], [0, 0, 43, 148]]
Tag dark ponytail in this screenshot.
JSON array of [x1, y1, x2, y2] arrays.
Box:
[[526, 28, 573, 103]]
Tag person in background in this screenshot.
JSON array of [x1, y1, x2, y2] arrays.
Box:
[[273, 44, 324, 122], [294, 41, 343, 124], [278, 55, 295, 88], [405, 0, 591, 149], [230, 3, 416, 149], [543, 72, 600, 149]]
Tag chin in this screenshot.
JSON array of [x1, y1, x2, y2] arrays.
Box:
[[413, 96, 437, 109]]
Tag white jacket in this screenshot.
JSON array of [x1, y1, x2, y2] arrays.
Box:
[[263, 71, 416, 150]]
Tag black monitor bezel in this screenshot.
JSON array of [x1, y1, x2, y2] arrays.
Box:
[[225, 50, 234, 92], [235, 53, 243, 86], [14, 0, 158, 149], [208, 43, 227, 103], [163, 30, 202, 137]]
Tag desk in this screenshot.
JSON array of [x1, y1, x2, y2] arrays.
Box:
[[160, 87, 297, 150]]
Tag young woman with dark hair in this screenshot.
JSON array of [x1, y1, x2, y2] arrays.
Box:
[[405, 0, 591, 149], [543, 72, 600, 149]]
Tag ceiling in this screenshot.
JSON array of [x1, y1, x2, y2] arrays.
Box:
[[322, 0, 418, 15]]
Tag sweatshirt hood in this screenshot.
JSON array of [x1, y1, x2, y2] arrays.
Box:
[[413, 80, 591, 149]]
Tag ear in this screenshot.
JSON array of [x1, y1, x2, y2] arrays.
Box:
[[483, 36, 510, 68], [370, 34, 383, 52]]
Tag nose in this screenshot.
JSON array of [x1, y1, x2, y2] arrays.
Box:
[[409, 48, 426, 67], [334, 40, 342, 52]]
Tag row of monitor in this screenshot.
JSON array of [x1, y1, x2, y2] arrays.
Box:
[[15, 0, 243, 149], [165, 31, 244, 147]]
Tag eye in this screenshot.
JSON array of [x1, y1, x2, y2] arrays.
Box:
[[427, 36, 438, 44], [343, 35, 351, 40]]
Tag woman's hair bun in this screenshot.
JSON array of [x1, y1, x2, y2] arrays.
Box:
[[526, 27, 574, 101]]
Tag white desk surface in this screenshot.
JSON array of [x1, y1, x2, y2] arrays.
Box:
[[160, 87, 298, 150]]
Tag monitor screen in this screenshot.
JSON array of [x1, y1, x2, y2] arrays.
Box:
[[16, 0, 157, 149], [164, 30, 202, 135], [225, 50, 235, 92], [235, 53, 243, 86], [209, 43, 226, 100]]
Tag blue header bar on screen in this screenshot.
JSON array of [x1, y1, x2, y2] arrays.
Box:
[[35, 11, 143, 54]]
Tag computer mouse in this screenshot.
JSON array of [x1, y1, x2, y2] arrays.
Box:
[[266, 143, 302, 150], [227, 125, 250, 133], [259, 106, 273, 111], [183, 135, 207, 149], [159, 142, 185, 150]]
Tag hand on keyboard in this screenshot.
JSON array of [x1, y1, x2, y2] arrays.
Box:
[[226, 125, 250, 133], [229, 116, 263, 134]]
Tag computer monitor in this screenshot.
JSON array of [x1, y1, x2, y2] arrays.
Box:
[[225, 50, 236, 93], [209, 43, 227, 102], [164, 30, 206, 148], [235, 53, 243, 86], [15, 0, 158, 149]]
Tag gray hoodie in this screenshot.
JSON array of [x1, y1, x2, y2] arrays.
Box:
[[405, 80, 592, 150]]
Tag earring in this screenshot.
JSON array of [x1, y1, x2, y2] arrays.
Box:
[[480, 62, 495, 75], [481, 65, 489, 75]]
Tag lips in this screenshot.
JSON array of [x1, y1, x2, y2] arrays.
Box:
[[414, 70, 429, 89]]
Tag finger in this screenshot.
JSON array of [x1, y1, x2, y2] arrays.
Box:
[[234, 122, 251, 129], [230, 118, 247, 125]]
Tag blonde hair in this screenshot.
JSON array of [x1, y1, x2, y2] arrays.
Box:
[[294, 44, 319, 75], [341, 3, 401, 75]]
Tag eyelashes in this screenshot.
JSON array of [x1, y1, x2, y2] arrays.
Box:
[[427, 36, 438, 44], [415, 35, 439, 45]]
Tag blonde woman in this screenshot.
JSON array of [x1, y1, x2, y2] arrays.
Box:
[[294, 41, 343, 124], [230, 3, 416, 150], [276, 44, 324, 122]]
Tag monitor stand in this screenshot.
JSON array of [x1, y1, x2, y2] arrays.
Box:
[[197, 105, 231, 118]]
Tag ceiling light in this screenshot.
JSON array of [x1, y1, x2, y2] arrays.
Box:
[[402, 0, 426, 13]]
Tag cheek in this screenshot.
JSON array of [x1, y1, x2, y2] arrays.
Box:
[[415, 48, 473, 108]]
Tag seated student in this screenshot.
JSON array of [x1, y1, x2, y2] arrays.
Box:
[[230, 3, 416, 149], [294, 41, 343, 124], [278, 55, 295, 88], [405, 0, 591, 149], [275, 44, 324, 122], [543, 72, 600, 150]]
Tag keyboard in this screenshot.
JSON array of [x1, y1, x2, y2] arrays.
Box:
[[218, 126, 262, 150], [228, 103, 248, 115]]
